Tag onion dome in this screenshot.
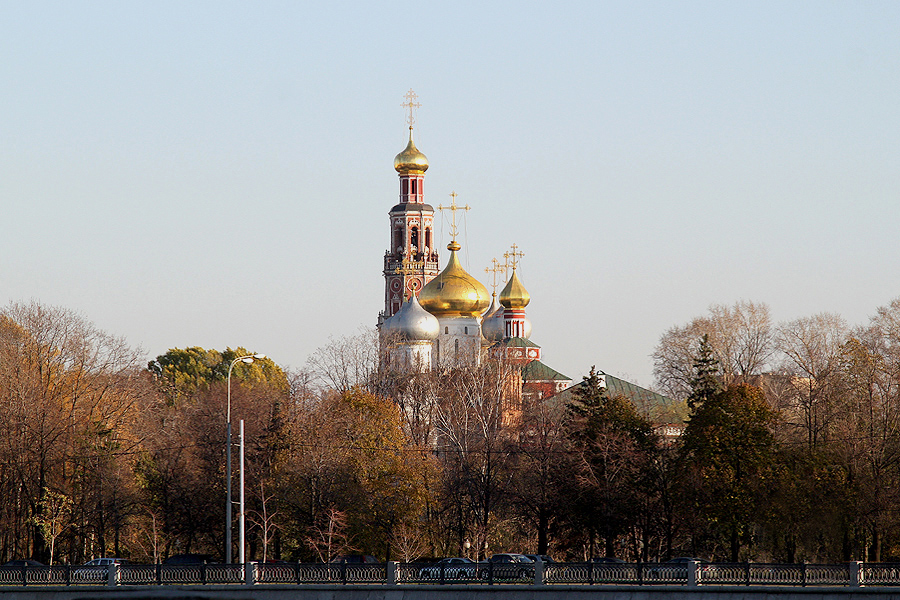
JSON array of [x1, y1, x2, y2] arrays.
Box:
[[394, 127, 429, 173], [419, 242, 491, 317], [383, 295, 439, 341], [499, 268, 531, 309], [482, 293, 500, 319], [482, 307, 506, 342]]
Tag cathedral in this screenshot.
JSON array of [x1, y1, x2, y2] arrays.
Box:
[[377, 93, 571, 400]]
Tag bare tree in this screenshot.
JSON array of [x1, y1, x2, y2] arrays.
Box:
[[306, 327, 380, 393], [774, 313, 849, 448], [653, 301, 774, 399], [305, 508, 351, 562]]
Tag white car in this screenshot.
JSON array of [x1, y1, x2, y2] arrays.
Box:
[[74, 558, 128, 582]]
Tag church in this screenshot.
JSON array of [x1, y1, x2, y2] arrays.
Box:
[[377, 92, 571, 401]]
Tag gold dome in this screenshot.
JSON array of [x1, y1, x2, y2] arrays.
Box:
[[419, 243, 490, 317], [499, 268, 530, 309], [394, 127, 429, 173]]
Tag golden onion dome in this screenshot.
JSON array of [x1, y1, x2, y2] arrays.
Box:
[[394, 127, 429, 173], [419, 242, 491, 317], [499, 268, 531, 309]]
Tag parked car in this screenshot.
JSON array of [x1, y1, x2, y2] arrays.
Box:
[[479, 554, 534, 580], [329, 555, 378, 564], [419, 557, 477, 579], [2, 560, 45, 567], [74, 558, 129, 582], [525, 555, 555, 564]]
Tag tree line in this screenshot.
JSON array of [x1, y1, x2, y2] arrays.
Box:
[[3, 297, 900, 565]]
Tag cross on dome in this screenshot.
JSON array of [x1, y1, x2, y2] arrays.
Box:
[[504, 243, 525, 272], [485, 257, 505, 294], [438, 191, 470, 245], [402, 89, 421, 129]]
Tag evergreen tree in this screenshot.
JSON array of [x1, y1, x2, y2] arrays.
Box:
[[687, 334, 722, 410]]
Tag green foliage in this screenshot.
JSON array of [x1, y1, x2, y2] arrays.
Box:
[[148, 346, 288, 403], [681, 382, 777, 561]]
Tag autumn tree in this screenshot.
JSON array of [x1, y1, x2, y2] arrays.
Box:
[[431, 360, 519, 559], [564, 367, 658, 559], [0, 301, 146, 563], [680, 379, 777, 561], [507, 394, 570, 555], [139, 346, 288, 560]]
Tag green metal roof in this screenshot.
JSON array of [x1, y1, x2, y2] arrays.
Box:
[[522, 360, 571, 382], [552, 371, 674, 413], [502, 336, 541, 348]]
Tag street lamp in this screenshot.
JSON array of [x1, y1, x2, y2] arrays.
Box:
[[226, 353, 266, 564]]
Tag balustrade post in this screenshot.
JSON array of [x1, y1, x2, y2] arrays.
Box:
[[687, 560, 699, 587], [244, 561, 256, 585], [851, 561, 863, 587], [534, 557, 544, 586], [107, 563, 119, 587], [387, 561, 398, 585]]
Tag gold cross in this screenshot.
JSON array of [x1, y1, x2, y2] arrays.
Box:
[[504, 243, 524, 271], [438, 191, 470, 243], [402, 89, 421, 128], [394, 255, 416, 276], [485, 258, 505, 294]]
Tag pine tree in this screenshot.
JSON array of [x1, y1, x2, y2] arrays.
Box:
[[687, 334, 722, 411]]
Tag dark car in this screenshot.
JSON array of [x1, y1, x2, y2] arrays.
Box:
[[329, 555, 378, 564], [2, 560, 45, 567], [479, 554, 534, 580], [419, 557, 476, 579], [525, 554, 555, 564]]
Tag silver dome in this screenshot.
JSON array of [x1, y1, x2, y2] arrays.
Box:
[[482, 307, 506, 342], [386, 295, 440, 341]]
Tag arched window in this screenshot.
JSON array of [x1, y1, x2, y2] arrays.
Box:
[[425, 228, 432, 250], [410, 226, 419, 250]]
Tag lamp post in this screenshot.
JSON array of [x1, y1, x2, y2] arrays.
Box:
[[226, 353, 266, 564]]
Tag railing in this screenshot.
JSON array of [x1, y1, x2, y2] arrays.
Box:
[[0, 560, 897, 588]]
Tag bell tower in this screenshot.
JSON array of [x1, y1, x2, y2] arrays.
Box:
[[382, 90, 439, 319]]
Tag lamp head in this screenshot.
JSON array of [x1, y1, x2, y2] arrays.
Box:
[[241, 357, 254, 364], [253, 354, 267, 360]]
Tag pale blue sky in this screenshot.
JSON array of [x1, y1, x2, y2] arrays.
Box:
[[2, 1, 899, 388]]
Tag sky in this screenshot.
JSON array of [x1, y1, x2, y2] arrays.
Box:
[[2, 1, 899, 389]]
